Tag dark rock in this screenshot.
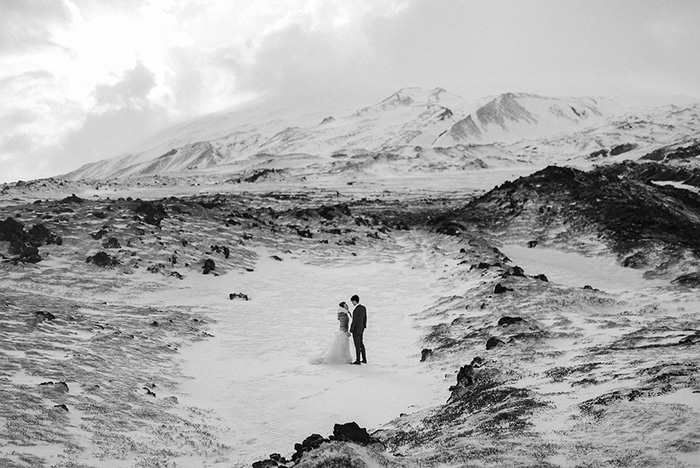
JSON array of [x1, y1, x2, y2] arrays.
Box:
[[211, 245, 230, 258], [671, 272, 700, 287], [60, 194, 84, 203], [290, 433, 329, 463], [527, 240, 538, 248], [147, 263, 166, 273], [297, 228, 313, 238], [0, 217, 24, 242], [453, 357, 483, 388], [622, 252, 647, 268], [436, 221, 466, 236], [39, 381, 69, 393], [202, 258, 216, 274], [271, 255, 283, 261], [269, 453, 286, 463], [486, 337, 506, 350], [588, 149, 609, 159], [170, 271, 183, 280], [86, 251, 120, 267], [252, 460, 278, 468], [318, 203, 351, 220], [494, 283, 513, 294], [35, 311, 56, 321], [533, 273, 549, 282], [102, 237, 121, 249], [330, 422, 374, 445], [10, 242, 41, 263], [28, 223, 61, 246], [229, 293, 249, 300], [420, 348, 433, 362], [54, 404, 69, 412], [92, 211, 106, 219], [135, 201, 167, 226], [498, 316, 523, 326], [502, 265, 525, 277], [610, 143, 637, 156], [91, 229, 108, 240]]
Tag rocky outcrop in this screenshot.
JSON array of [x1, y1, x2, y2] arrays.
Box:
[[434, 162, 700, 277], [135, 201, 168, 226], [0, 217, 62, 263], [86, 251, 120, 267]]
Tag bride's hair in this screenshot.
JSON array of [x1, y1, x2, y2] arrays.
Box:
[[339, 301, 348, 309]]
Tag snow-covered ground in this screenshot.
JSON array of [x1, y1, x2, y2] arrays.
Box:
[[146, 250, 449, 462], [502, 244, 669, 291], [2, 169, 700, 467]]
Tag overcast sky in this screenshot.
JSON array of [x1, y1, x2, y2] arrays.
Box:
[[1, 0, 699, 183]]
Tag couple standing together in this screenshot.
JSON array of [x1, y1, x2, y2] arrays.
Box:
[[317, 295, 367, 365]]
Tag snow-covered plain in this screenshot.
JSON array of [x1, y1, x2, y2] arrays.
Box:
[[150, 250, 449, 462]]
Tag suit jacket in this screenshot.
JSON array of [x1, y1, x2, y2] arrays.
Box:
[[350, 304, 367, 333]]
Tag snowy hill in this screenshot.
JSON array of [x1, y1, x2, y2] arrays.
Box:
[[61, 88, 700, 181]]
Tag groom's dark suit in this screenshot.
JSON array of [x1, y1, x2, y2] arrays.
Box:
[[350, 304, 367, 363]]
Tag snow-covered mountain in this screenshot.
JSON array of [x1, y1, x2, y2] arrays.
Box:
[[61, 87, 700, 181]]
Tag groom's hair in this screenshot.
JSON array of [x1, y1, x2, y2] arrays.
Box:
[[351, 294, 360, 303]]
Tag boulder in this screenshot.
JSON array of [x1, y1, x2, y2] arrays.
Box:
[[10, 242, 41, 263], [229, 293, 249, 301], [60, 194, 84, 203], [252, 460, 278, 468], [35, 311, 56, 322], [494, 283, 513, 294], [102, 237, 121, 249], [28, 223, 62, 245], [86, 251, 120, 267], [39, 381, 69, 393], [330, 422, 374, 445], [290, 433, 328, 463], [453, 356, 483, 387], [0, 217, 24, 242], [498, 316, 523, 326], [91, 229, 108, 240], [486, 337, 506, 350], [202, 258, 216, 274], [134, 201, 167, 226], [420, 348, 433, 362]]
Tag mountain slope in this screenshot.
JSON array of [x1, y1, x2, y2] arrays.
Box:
[[61, 88, 625, 181]]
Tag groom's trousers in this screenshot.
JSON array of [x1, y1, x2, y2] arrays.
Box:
[[353, 331, 366, 363]]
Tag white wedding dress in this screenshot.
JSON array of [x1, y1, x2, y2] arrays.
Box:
[[310, 308, 353, 365]]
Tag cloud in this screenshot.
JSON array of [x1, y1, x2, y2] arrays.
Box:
[[0, 0, 73, 53], [93, 61, 157, 109], [0, 62, 170, 183], [200, 0, 407, 106]]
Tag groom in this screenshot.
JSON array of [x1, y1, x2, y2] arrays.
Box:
[[349, 294, 367, 365]]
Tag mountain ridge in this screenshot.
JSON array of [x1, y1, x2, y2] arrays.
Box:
[[60, 88, 699, 181]]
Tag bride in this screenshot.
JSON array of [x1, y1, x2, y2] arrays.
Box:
[[310, 302, 353, 365]]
